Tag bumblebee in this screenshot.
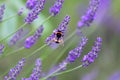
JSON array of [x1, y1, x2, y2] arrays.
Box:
[[53, 30, 64, 45]]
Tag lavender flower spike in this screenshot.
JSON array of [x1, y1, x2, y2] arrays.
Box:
[[0, 44, 4, 55], [24, 0, 46, 24], [81, 37, 102, 67], [8, 28, 24, 46], [77, 0, 100, 29], [66, 37, 88, 62], [4, 58, 26, 80], [22, 58, 42, 80], [45, 15, 70, 47], [0, 4, 5, 22], [25, 25, 44, 48], [26, 0, 38, 10], [50, 0, 64, 16]]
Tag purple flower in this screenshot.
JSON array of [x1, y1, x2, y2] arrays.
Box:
[[24, 0, 46, 24], [77, 0, 100, 29], [49, 0, 64, 16], [18, 8, 24, 16], [66, 37, 88, 62], [4, 58, 26, 80], [0, 44, 4, 54], [24, 25, 44, 48], [24, 36, 36, 49], [81, 37, 102, 67], [22, 58, 42, 80], [26, 0, 38, 10], [0, 4, 5, 22], [33, 25, 44, 39], [8, 28, 24, 46], [45, 15, 70, 47]]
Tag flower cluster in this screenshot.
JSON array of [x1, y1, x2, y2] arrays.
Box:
[[8, 28, 24, 46], [4, 58, 26, 80], [77, 0, 100, 29], [22, 58, 42, 80], [24, 0, 46, 24], [26, 0, 38, 10], [0, 4, 5, 22], [49, 0, 64, 16], [18, 8, 24, 16], [81, 37, 102, 67], [25, 25, 44, 48], [66, 37, 88, 63]]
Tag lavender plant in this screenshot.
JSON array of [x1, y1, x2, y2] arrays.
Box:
[[0, 4, 5, 22], [0, 0, 103, 80], [77, 0, 100, 29], [4, 58, 26, 80]]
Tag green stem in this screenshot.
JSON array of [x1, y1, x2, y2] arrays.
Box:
[[52, 65, 82, 76], [0, 47, 24, 59], [40, 65, 82, 80], [40, 15, 53, 24], [65, 31, 76, 41], [0, 23, 27, 42], [5, 47, 24, 57], [25, 44, 47, 59], [0, 14, 17, 24], [40, 68, 62, 80]]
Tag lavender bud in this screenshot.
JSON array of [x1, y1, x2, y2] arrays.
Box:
[[18, 8, 24, 16], [0, 4, 5, 22], [0, 44, 4, 54], [22, 58, 42, 80], [24, 35, 36, 49], [24, 0, 46, 24], [8, 28, 24, 46], [77, 0, 100, 29], [66, 37, 88, 62], [4, 58, 26, 80], [26, 0, 38, 10], [45, 15, 70, 47], [81, 37, 102, 67], [33, 25, 44, 39], [25, 25, 44, 48], [49, 0, 64, 16]]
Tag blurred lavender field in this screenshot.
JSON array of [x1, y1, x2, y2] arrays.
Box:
[[0, 0, 120, 80]]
